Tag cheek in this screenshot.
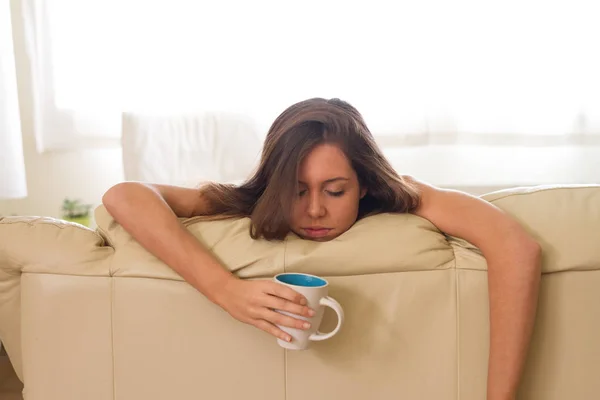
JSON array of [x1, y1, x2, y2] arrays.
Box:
[[290, 199, 305, 221], [332, 196, 360, 222]]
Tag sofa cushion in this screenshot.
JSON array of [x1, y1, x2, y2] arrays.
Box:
[[482, 184, 600, 274], [94, 205, 455, 281], [94, 207, 288, 281], [93, 184, 600, 281], [283, 213, 455, 276]]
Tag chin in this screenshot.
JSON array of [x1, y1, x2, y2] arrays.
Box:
[[307, 235, 335, 242]]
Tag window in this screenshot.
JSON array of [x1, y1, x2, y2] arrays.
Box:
[[20, 0, 600, 185]]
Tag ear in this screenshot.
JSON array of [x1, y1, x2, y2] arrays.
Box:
[[360, 187, 367, 199]]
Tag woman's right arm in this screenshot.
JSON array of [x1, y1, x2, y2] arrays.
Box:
[[102, 182, 314, 342]]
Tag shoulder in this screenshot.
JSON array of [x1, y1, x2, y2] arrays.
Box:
[[400, 175, 440, 208], [401, 177, 540, 257], [152, 183, 212, 217], [401, 175, 468, 221]]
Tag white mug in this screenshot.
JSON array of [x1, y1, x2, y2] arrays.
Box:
[[273, 272, 344, 350]]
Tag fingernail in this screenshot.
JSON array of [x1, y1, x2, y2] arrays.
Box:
[[308, 309, 315, 317], [303, 322, 311, 329], [300, 298, 307, 306], [286, 336, 292, 342]]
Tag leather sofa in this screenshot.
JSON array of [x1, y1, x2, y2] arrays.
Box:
[[1, 184, 599, 400]]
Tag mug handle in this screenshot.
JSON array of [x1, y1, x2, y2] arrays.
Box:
[[309, 296, 344, 342]]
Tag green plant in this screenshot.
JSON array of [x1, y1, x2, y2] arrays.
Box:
[[61, 198, 92, 219]]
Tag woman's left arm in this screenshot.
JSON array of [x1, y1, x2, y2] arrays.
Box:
[[408, 177, 542, 400]]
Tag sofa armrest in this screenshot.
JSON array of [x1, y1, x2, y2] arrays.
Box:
[[0, 216, 113, 381]]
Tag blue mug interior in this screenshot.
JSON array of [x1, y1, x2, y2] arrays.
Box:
[[276, 273, 326, 288]]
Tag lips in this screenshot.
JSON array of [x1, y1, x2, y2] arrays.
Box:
[[302, 227, 332, 238]]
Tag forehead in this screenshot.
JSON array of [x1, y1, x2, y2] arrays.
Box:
[[298, 143, 354, 182]]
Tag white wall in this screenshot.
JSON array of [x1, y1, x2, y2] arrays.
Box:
[[0, 0, 124, 218]]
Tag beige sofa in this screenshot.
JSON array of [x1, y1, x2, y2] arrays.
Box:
[[1, 184, 599, 400]]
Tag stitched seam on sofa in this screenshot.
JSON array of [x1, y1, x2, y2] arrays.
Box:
[[284, 348, 288, 400], [0, 217, 101, 233], [15, 265, 464, 283], [536, 267, 600, 275], [452, 267, 487, 273], [103, 268, 458, 282], [0, 218, 109, 248], [454, 265, 600, 274], [0, 218, 69, 228], [449, 240, 460, 400], [107, 243, 117, 399], [487, 185, 600, 203], [19, 270, 111, 278], [110, 276, 117, 400]]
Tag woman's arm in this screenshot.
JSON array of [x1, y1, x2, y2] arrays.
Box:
[[408, 177, 541, 400], [103, 182, 230, 297], [102, 182, 314, 341]]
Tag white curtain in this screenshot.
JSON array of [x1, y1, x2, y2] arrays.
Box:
[[19, 0, 600, 185], [0, 1, 27, 199]]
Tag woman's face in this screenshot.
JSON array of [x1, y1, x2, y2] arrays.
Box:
[[290, 143, 366, 241]]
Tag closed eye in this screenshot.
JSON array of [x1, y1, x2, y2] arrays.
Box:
[[298, 189, 344, 197]]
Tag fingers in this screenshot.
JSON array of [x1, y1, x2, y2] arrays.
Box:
[[252, 309, 312, 342], [227, 280, 316, 343], [263, 294, 315, 318], [253, 319, 292, 343], [264, 281, 307, 305], [261, 309, 311, 331]]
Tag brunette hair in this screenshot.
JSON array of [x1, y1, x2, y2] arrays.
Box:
[[198, 98, 421, 240]]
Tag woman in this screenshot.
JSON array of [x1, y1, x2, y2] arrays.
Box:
[[103, 97, 541, 400]]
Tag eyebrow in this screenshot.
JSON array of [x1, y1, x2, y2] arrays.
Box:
[[298, 177, 349, 185]]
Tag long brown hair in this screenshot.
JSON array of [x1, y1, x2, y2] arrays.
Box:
[[198, 98, 421, 240]]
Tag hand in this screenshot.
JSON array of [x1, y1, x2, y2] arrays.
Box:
[[213, 276, 316, 342]]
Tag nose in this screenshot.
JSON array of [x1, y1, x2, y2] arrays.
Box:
[[307, 192, 326, 219]]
